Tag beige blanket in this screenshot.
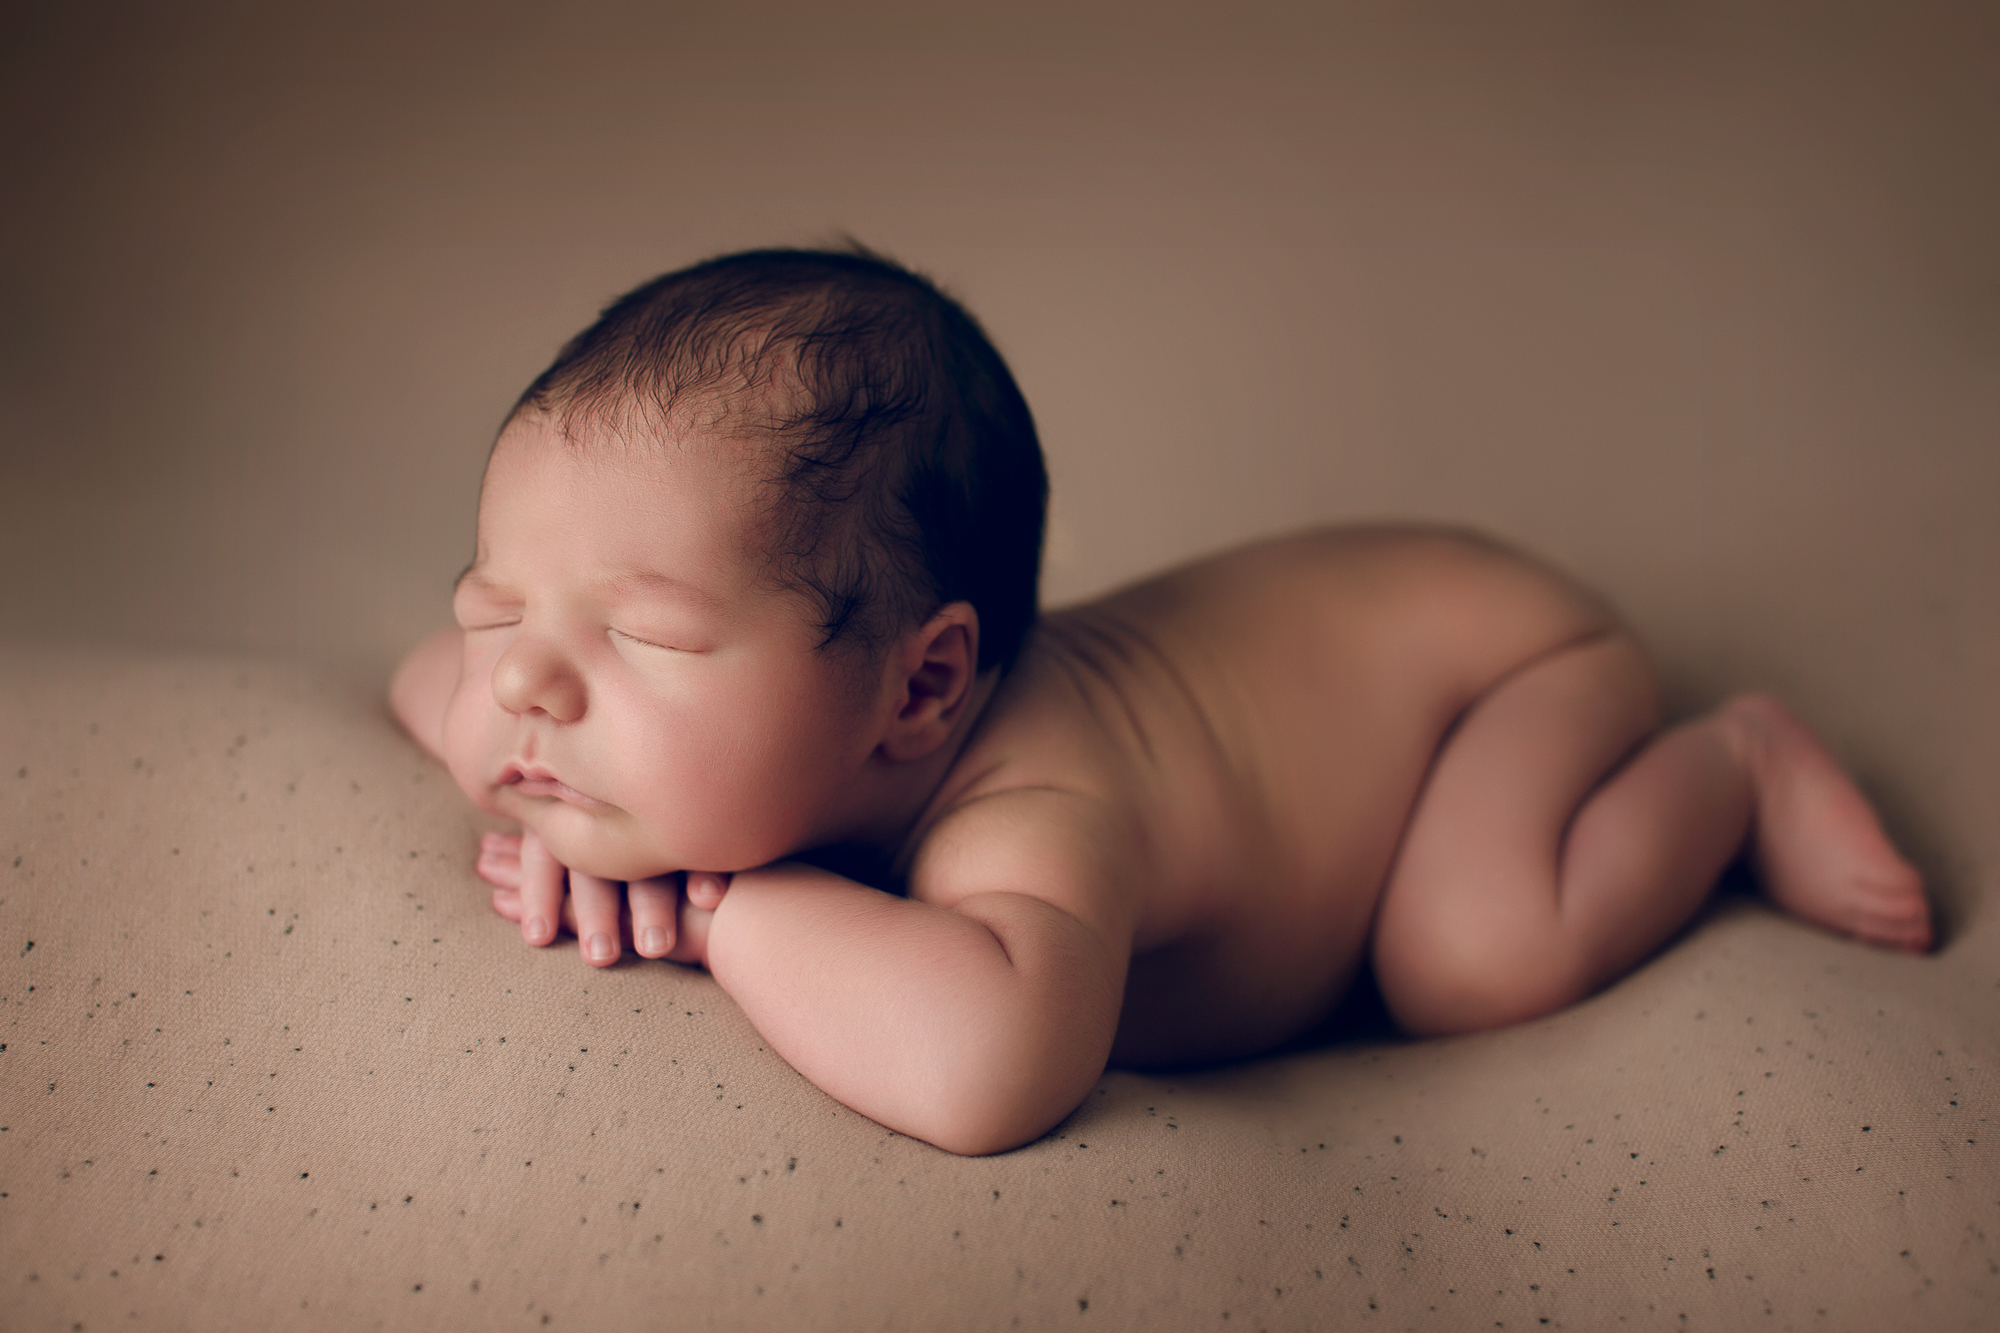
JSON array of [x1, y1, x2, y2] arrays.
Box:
[[4, 646, 1993, 1329]]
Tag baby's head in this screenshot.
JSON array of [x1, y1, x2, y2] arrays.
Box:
[[517, 245, 1047, 673], [443, 247, 1046, 880]]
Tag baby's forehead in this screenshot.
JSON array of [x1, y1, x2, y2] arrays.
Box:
[[479, 408, 805, 570]]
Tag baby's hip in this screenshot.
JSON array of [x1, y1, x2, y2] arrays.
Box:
[[1111, 827, 1404, 1068]]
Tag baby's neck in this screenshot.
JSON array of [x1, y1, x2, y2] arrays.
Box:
[[796, 840, 906, 894]]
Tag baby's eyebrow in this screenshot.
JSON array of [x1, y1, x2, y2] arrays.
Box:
[[596, 568, 727, 610]]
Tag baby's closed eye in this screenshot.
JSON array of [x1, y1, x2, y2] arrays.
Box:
[[611, 628, 693, 651], [452, 584, 522, 632]]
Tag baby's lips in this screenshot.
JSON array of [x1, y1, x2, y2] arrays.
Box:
[[498, 763, 609, 808]]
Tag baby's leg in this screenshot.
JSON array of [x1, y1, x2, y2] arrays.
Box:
[[1371, 636, 1928, 1037]]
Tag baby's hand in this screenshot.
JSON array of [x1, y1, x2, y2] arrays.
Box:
[[476, 830, 730, 969]]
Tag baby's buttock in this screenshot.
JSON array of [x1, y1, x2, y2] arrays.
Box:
[[1067, 526, 1617, 1064]]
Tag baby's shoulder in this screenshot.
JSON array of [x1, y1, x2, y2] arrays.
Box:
[[901, 783, 1145, 950]]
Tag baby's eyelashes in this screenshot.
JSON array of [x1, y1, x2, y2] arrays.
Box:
[[611, 628, 679, 651], [611, 627, 711, 653]]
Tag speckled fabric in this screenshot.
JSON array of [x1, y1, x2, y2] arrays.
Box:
[[3, 647, 1995, 1331]]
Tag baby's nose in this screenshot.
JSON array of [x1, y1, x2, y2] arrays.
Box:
[[490, 638, 586, 722]]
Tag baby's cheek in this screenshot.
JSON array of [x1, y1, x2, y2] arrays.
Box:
[[439, 691, 502, 812], [625, 787, 762, 873]]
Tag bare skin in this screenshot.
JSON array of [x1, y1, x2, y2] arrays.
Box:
[[393, 419, 1931, 1154]]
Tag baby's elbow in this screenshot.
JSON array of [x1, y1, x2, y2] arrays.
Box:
[[921, 1115, 1035, 1159], [907, 1027, 1109, 1157], [916, 1081, 1078, 1158]]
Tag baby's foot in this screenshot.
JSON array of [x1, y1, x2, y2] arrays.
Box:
[[1723, 694, 1932, 952]]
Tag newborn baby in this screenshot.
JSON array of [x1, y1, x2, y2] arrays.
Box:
[[391, 246, 1931, 1155]]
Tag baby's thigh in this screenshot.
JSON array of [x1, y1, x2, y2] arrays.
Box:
[[1368, 633, 1661, 1027]]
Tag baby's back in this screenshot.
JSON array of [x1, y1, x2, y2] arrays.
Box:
[[947, 527, 1615, 1065]]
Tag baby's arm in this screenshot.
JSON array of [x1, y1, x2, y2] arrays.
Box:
[[706, 790, 1133, 1156]]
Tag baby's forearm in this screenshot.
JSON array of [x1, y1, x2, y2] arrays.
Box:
[[389, 626, 462, 760], [703, 865, 1123, 1156]]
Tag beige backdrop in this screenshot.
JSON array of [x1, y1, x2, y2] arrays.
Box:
[[3, 3, 1996, 1330]]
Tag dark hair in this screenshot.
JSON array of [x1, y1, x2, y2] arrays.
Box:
[[511, 245, 1047, 673]]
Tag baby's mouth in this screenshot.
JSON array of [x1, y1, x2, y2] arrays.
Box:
[[499, 765, 608, 809]]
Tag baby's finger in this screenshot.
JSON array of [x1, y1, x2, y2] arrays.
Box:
[[665, 893, 715, 967], [476, 832, 525, 889], [490, 883, 524, 921], [685, 871, 732, 912], [627, 876, 678, 958], [569, 870, 625, 967], [518, 831, 566, 947]]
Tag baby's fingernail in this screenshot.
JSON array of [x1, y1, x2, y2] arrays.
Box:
[[526, 916, 549, 943], [641, 926, 668, 956], [587, 932, 617, 963]]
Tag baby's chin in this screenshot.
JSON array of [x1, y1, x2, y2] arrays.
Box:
[[535, 830, 679, 883], [493, 786, 801, 880], [532, 820, 760, 884]]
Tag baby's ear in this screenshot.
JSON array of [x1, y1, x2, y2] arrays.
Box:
[[877, 602, 981, 763]]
